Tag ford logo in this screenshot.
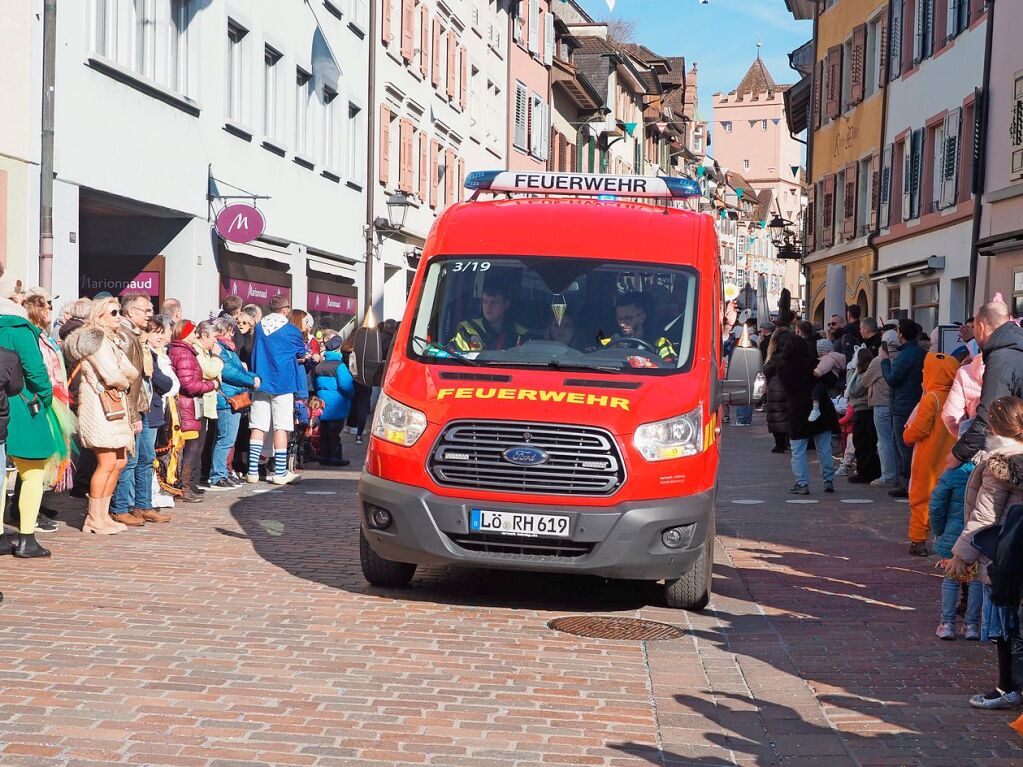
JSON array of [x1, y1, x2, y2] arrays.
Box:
[[502, 446, 549, 466]]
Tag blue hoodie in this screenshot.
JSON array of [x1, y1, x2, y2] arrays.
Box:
[[250, 314, 308, 397], [313, 350, 355, 421], [929, 462, 975, 559], [216, 338, 257, 409]]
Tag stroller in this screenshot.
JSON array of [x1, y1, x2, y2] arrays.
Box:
[[288, 398, 321, 472]]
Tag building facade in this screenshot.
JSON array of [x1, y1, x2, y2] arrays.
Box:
[[507, 0, 552, 172], [2, 0, 370, 328], [874, 0, 989, 330]]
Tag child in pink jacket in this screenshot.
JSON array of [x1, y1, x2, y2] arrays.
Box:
[[942, 354, 984, 437], [809, 339, 847, 422]]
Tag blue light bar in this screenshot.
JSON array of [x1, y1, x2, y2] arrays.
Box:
[[663, 177, 703, 199], [464, 171, 500, 191]]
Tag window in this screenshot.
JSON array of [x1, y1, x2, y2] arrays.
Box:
[[912, 281, 939, 332], [890, 0, 904, 79], [1011, 73, 1023, 182], [263, 46, 282, 141], [295, 68, 311, 156], [226, 21, 248, 123], [722, 121, 732, 133], [760, 120, 767, 131], [93, 0, 192, 94], [887, 285, 902, 320], [530, 93, 548, 160], [322, 86, 339, 171], [743, 159, 750, 172], [902, 128, 924, 221], [879, 144, 893, 228], [348, 103, 365, 182], [865, 15, 881, 98], [914, 0, 935, 64], [841, 37, 853, 110], [1013, 272, 1023, 318], [857, 156, 871, 235], [949, 0, 970, 39]]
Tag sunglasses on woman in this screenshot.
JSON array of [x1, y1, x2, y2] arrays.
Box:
[[108, 308, 120, 317]]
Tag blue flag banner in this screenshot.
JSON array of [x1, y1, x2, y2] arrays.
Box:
[[312, 24, 341, 104]]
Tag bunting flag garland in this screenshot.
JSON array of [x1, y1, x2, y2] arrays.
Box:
[[735, 188, 745, 198], [791, 165, 800, 177], [696, 166, 706, 177], [772, 118, 781, 125], [606, 0, 616, 11]]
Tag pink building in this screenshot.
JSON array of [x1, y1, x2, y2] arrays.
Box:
[[508, 0, 553, 171], [976, 0, 1023, 312]]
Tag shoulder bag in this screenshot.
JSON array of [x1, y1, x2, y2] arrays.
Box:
[[228, 391, 252, 412]]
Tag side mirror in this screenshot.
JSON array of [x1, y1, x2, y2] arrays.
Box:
[[352, 326, 383, 387], [721, 345, 763, 406]]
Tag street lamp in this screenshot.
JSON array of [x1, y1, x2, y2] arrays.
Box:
[[385, 191, 412, 230], [768, 213, 793, 242]]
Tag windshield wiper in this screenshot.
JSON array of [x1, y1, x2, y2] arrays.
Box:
[[411, 335, 482, 366], [498, 359, 624, 374]]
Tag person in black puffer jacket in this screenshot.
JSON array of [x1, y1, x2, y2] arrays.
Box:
[[762, 327, 792, 453], [0, 346, 26, 554]]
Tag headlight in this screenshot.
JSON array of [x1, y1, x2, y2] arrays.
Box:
[[371, 392, 428, 447], [633, 408, 703, 461]]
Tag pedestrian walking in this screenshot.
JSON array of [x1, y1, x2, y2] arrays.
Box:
[[248, 294, 306, 485], [880, 318, 925, 497], [209, 317, 258, 490], [902, 352, 960, 556], [314, 334, 355, 466], [762, 327, 791, 453], [776, 332, 839, 494], [63, 297, 139, 535]]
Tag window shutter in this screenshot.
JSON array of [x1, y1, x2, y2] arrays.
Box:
[[870, 151, 881, 230], [910, 127, 924, 219], [843, 164, 858, 240], [890, 0, 903, 78], [446, 31, 456, 99], [398, 119, 412, 193], [444, 148, 455, 205], [923, 0, 935, 58], [457, 157, 465, 202], [1011, 75, 1023, 181], [379, 104, 391, 186], [940, 107, 961, 208], [880, 144, 893, 228], [805, 189, 816, 253], [419, 6, 429, 77], [825, 45, 842, 120], [901, 139, 912, 222], [418, 132, 428, 201], [879, 11, 890, 86], [400, 0, 414, 61], [544, 12, 554, 67], [459, 47, 468, 109], [382, 0, 392, 45], [560, 135, 569, 172], [431, 20, 441, 86], [429, 139, 439, 208], [947, 0, 959, 39], [851, 24, 866, 106], [528, 1, 539, 54], [813, 60, 824, 130], [528, 96, 538, 155], [514, 83, 527, 149], [513, 1, 523, 42], [822, 174, 835, 247]]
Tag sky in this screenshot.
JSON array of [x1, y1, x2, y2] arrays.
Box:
[[573, 0, 812, 123]]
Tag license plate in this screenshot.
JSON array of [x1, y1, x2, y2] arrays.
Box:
[[469, 509, 570, 538]]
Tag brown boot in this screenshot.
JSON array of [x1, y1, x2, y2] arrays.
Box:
[[83, 496, 125, 534], [136, 508, 171, 523], [111, 511, 144, 526]]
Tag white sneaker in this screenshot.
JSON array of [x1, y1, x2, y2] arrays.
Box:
[[268, 471, 302, 486], [245, 474, 260, 484], [807, 406, 820, 422], [870, 478, 896, 487], [835, 465, 849, 477]]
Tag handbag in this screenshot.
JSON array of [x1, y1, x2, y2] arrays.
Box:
[[98, 387, 127, 421], [228, 391, 252, 412], [751, 372, 767, 408]]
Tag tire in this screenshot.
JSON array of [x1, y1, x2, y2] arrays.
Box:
[[664, 516, 715, 611], [360, 527, 417, 587]]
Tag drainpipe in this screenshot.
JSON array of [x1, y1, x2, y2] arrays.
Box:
[[363, 0, 377, 326], [38, 0, 56, 292], [968, 0, 996, 311], [866, 0, 895, 319]]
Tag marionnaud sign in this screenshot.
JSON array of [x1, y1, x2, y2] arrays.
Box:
[[216, 203, 266, 244]]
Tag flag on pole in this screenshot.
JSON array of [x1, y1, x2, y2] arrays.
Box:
[[312, 21, 341, 104]]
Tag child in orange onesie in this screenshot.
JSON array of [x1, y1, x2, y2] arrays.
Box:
[[903, 352, 962, 555]]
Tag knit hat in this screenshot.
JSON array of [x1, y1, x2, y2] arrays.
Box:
[[816, 339, 833, 356], [881, 329, 899, 347], [324, 335, 343, 352]]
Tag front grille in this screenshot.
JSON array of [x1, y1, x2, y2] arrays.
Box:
[[428, 420, 625, 496], [446, 532, 594, 560]]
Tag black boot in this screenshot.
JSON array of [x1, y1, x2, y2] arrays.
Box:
[[0, 531, 13, 555], [13, 533, 51, 558]]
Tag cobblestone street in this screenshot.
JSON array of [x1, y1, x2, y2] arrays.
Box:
[[2, 423, 1022, 766]]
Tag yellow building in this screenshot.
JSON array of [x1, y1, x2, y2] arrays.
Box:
[[786, 0, 889, 326]]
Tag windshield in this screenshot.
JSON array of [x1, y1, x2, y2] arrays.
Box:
[[407, 256, 698, 375]]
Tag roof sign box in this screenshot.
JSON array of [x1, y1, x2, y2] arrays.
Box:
[[464, 171, 702, 199]]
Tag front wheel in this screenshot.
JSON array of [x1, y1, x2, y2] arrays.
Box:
[[360, 528, 417, 587], [664, 517, 714, 611]]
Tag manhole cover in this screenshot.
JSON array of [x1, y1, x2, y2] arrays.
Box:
[[547, 616, 685, 641]]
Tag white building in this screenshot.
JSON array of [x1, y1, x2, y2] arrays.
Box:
[[0, 0, 369, 330], [371, 0, 509, 321], [874, 2, 988, 329]]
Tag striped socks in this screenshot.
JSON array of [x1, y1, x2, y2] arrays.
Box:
[[248, 441, 262, 477], [274, 449, 287, 477]]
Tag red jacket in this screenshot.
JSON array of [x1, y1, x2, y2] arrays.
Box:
[[168, 341, 216, 432]]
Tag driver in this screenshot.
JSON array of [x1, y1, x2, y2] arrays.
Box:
[[451, 282, 529, 352], [604, 292, 678, 360]]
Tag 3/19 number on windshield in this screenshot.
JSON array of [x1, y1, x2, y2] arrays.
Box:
[[451, 261, 491, 272]]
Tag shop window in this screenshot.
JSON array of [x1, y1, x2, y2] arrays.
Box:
[[887, 285, 902, 320], [226, 19, 248, 124], [911, 280, 939, 332], [263, 45, 282, 142]]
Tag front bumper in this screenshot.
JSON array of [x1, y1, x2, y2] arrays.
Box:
[[357, 473, 715, 580]]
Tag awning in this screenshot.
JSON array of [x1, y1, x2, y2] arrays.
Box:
[[977, 229, 1023, 257], [217, 242, 292, 304], [870, 256, 945, 282], [784, 75, 811, 135], [221, 237, 293, 267]]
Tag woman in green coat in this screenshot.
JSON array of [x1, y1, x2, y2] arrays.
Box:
[[0, 307, 62, 558]]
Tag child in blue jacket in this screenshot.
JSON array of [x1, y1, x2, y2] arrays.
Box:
[[930, 461, 981, 641], [313, 335, 355, 466]]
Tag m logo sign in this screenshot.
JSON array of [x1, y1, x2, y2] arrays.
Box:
[[215, 203, 266, 244]]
